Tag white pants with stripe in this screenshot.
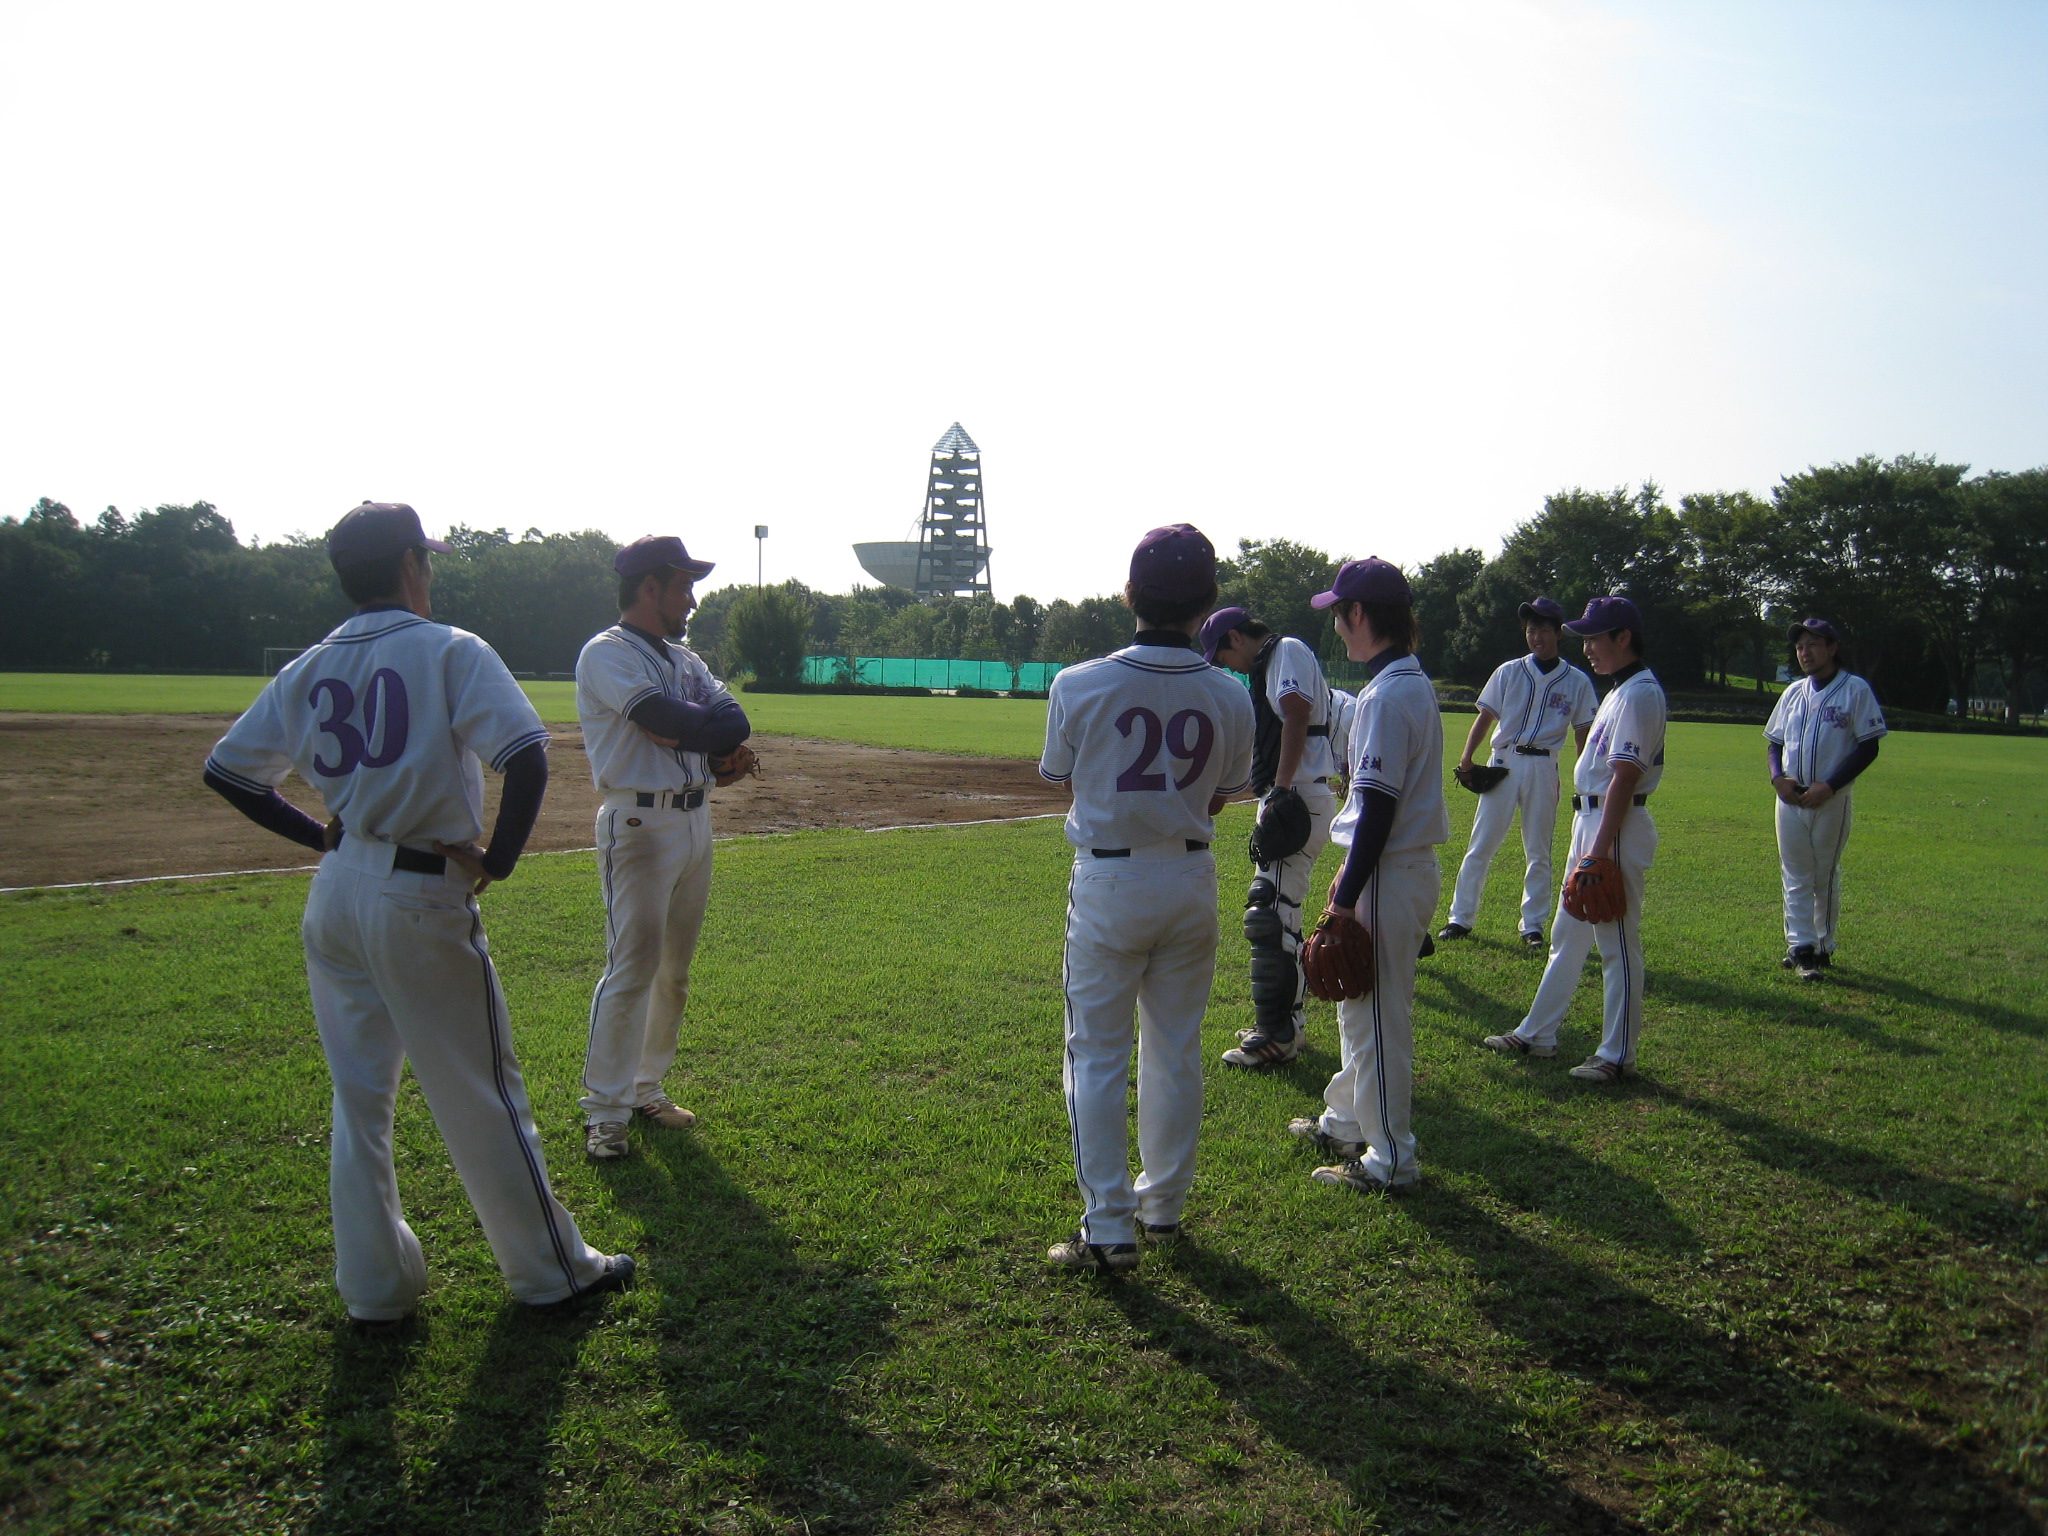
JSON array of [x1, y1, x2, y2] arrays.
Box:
[[1777, 792, 1852, 955], [583, 793, 714, 1122], [304, 841, 609, 1318], [1512, 808, 1658, 1066], [1315, 849, 1441, 1186], [1447, 751, 1562, 934], [1062, 843, 1219, 1246]]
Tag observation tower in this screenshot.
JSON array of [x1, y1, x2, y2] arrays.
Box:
[[853, 423, 994, 598]]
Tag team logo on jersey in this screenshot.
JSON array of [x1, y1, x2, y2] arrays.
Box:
[[1819, 705, 1846, 727], [1358, 753, 1384, 772]]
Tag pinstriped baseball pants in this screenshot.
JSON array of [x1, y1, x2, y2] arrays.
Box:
[[1514, 808, 1658, 1066], [1777, 792, 1852, 955]]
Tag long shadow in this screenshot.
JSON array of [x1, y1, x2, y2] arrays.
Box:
[[1403, 1184, 2039, 1534], [1419, 964, 1542, 1037], [311, 1319, 425, 1535], [1838, 970, 2047, 1042], [1659, 1085, 2044, 1259], [1648, 970, 1939, 1057], [1416, 1089, 1701, 1257], [604, 1133, 929, 1532], [1106, 1240, 1640, 1534]]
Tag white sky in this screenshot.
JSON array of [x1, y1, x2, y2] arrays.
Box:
[[4, 1, 2043, 602]]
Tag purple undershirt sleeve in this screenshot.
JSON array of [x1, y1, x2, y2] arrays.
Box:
[[1825, 736, 1880, 792], [203, 766, 327, 853], [1767, 742, 1785, 781], [480, 740, 548, 881], [1330, 788, 1398, 912], [626, 695, 751, 755]]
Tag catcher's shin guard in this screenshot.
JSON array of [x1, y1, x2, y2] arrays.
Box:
[[1244, 876, 1299, 1042]]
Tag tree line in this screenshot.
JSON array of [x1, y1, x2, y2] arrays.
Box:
[[4, 453, 2042, 717]]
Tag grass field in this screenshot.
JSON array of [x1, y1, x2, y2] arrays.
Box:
[[2, 720, 2043, 1533]]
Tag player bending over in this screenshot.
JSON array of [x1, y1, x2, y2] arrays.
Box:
[[575, 536, 755, 1159], [1286, 559, 1448, 1192], [204, 502, 631, 1329], [1439, 596, 1595, 949], [1198, 605, 1339, 1067], [1038, 525, 1254, 1274], [1483, 596, 1666, 1082], [1766, 618, 1885, 981]]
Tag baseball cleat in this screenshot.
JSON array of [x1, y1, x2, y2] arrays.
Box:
[[1521, 930, 1546, 949], [1482, 1032, 1555, 1058], [636, 1095, 696, 1129], [1046, 1234, 1140, 1274], [1417, 933, 1436, 958], [1436, 922, 1472, 942], [1567, 1055, 1637, 1083], [1308, 1158, 1412, 1195], [1796, 956, 1826, 981], [1221, 1030, 1303, 1067], [585, 1121, 630, 1159], [530, 1253, 637, 1313], [1138, 1221, 1181, 1244], [1287, 1116, 1366, 1160], [347, 1312, 415, 1337], [1783, 945, 1816, 972]]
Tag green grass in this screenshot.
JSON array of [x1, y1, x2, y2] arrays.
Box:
[[2, 728, 2045, 1532]]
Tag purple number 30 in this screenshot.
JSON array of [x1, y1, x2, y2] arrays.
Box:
[[1114, 706, 1215, 791], [309, 670, 411, 776]]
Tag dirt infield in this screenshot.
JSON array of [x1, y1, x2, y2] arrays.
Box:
[[0, 714, 1069, 889]]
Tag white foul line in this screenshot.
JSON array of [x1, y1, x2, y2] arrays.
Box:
[[0, 812, 1069, 896]]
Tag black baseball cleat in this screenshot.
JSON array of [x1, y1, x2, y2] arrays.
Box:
[[1521, 930, 1546, 949], [347, 1312, 415, 1338], [1418, 933, 1436, 958], [1436, 922, 1471, 942], [529, 1253, 636, 1313], [1785, 944, 1823, 980]]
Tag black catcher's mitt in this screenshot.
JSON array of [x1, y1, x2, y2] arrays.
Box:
[[1454, 763, 1511, 795], [1248, 785, 1313, 866]]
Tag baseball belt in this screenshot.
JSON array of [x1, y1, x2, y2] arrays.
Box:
[[1571, 793, 1649, 810], [1512, 745, 1551, 756], [392, 845, 448, 875], [1091, 840, 1210, 858], [634, 789, 706, 810]]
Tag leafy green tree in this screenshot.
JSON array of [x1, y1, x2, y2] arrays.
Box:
[[1408, 548, 1483, 677], [728, 583, 813, 684], [1968, 468, 2048, 721], [1678, 490, 1784, 689], [1215, 538, 1340, 652], [1040, 597, 1131, 663]]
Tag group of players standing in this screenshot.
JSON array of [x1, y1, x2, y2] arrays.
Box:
[[205, 504, 1889, 1317]]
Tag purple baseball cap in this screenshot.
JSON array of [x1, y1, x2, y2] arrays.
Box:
[[1129, 524, 1217, 602], [1563, 595, 1645, 638], [1788, 616, 1840, 644], [327, 502, 451, 568], [615, 535, 716, 582], [1517, 596, 1567, 626], [1310, 557, 1411, 609], [1198, 605, 1252, 662]]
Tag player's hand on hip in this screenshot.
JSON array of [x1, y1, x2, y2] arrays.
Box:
[[433, 840, 495, 894], [1797, 781, 1835, 809], [322, 816, 343, 851]]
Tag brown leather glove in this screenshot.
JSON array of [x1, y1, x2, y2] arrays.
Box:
[[1302, 910, 1376, 1001], [708, 744, 761, 788], [1560, 855, 1627, 924]]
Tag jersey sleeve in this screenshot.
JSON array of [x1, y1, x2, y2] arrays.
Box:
[[1267, 637, 1319, 706], [1569, 669, 1599, 726], [1850, 677, 1888, 740], [205, 681, 294, 793], [679, 648, 734, 710], [1349, 689, 1416, 799], [1039, 684, 1075, 784], [575, 634, 660, 719], [447, 632, 551, 771], [1605, 685, 1664, 769], [1764, 688, 1792, 744], [1474, 662, 1512, 718], [1213, 683, 1255, 795]]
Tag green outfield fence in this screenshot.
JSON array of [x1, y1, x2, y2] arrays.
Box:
[[801, 657, 1065, 691]]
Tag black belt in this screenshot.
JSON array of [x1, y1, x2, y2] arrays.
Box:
[[1092, 840, 1210, 857], [1573, 794, 1648, 810], [1306, 724, 1330, 737], [1512, 745, 1551, 757], [635, 789, 706, 810], [393, 845, 447, 875]]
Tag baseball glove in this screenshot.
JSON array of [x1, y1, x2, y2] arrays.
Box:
[[1302, 910, 1376, 1001], [1454, 763, 1510, 795], [708, 743, 761, 788], [1560, 855, 1627, 924], [1247, 785, 1312, 866]]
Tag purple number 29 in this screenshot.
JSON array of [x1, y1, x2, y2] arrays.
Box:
[[309, 669, 411, 777], [1114, 706, 1215, 791]]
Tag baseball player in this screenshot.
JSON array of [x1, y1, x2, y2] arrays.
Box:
[[1483, 596, 1666, 1082], [1039, 525, 1254, 1273], [1198, 606, 1338, 1067], [1439, 597, 1597, 948], [1289, 559, 1448, 1192], [203, 502, 630, 1327], [1766, 618, 1886, 980], [576, 535, 754, 1160]]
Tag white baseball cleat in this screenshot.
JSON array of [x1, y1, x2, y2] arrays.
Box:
[[1287, 1116, 1366, 1160], [1309, 1158, 1414, 1194], [1567, 1055, 1638, 1083], [1481, 1032, 1555, 1058], [585, 1121, 630, 1159], [1046, 1234, 1139, 1274], [1221, 1030, 1304, 1067], [636, 1095, 697, 1129]]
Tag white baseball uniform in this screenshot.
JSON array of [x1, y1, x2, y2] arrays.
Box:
[[1447, 655, 1598, 934], [1313, 653, 1449, 1185], [1040, 638, 1254, 1245], [1510, 664, 1667, 1067], [1766, 670, 1886, 956], [575, 623, 736, 1124], [1327, 688, 1356, 775], [207, 608, 610, 1317]]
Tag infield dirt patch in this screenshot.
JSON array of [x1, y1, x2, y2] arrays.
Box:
[[0, 714, 1068, 888]]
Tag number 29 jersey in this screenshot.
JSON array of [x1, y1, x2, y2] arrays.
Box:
[[1039, 641, 1255, 852], [207, 608, 552, 852]]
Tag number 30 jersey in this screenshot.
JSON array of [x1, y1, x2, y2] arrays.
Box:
[[1040, 640, 1255, 852], [207, 608, 551, 852]]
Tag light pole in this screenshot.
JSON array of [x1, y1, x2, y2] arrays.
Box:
[[755, 525, 767, 587]]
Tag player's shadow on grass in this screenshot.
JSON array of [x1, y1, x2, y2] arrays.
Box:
[[1660, 1086, 2044, 1259], [1105, 1241, 1638, 1533], [1417, 963, 1538, 1036], [312, 1320, 426, 1535], [1840, 971, 2047, 1041], [1646, 970, 1939, 1056], [601, 1132, 929, 1532], [1403, 1185, 2038, 1535]]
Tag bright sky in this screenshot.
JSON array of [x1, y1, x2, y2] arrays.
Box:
[[4, 1, 2043, 603]]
